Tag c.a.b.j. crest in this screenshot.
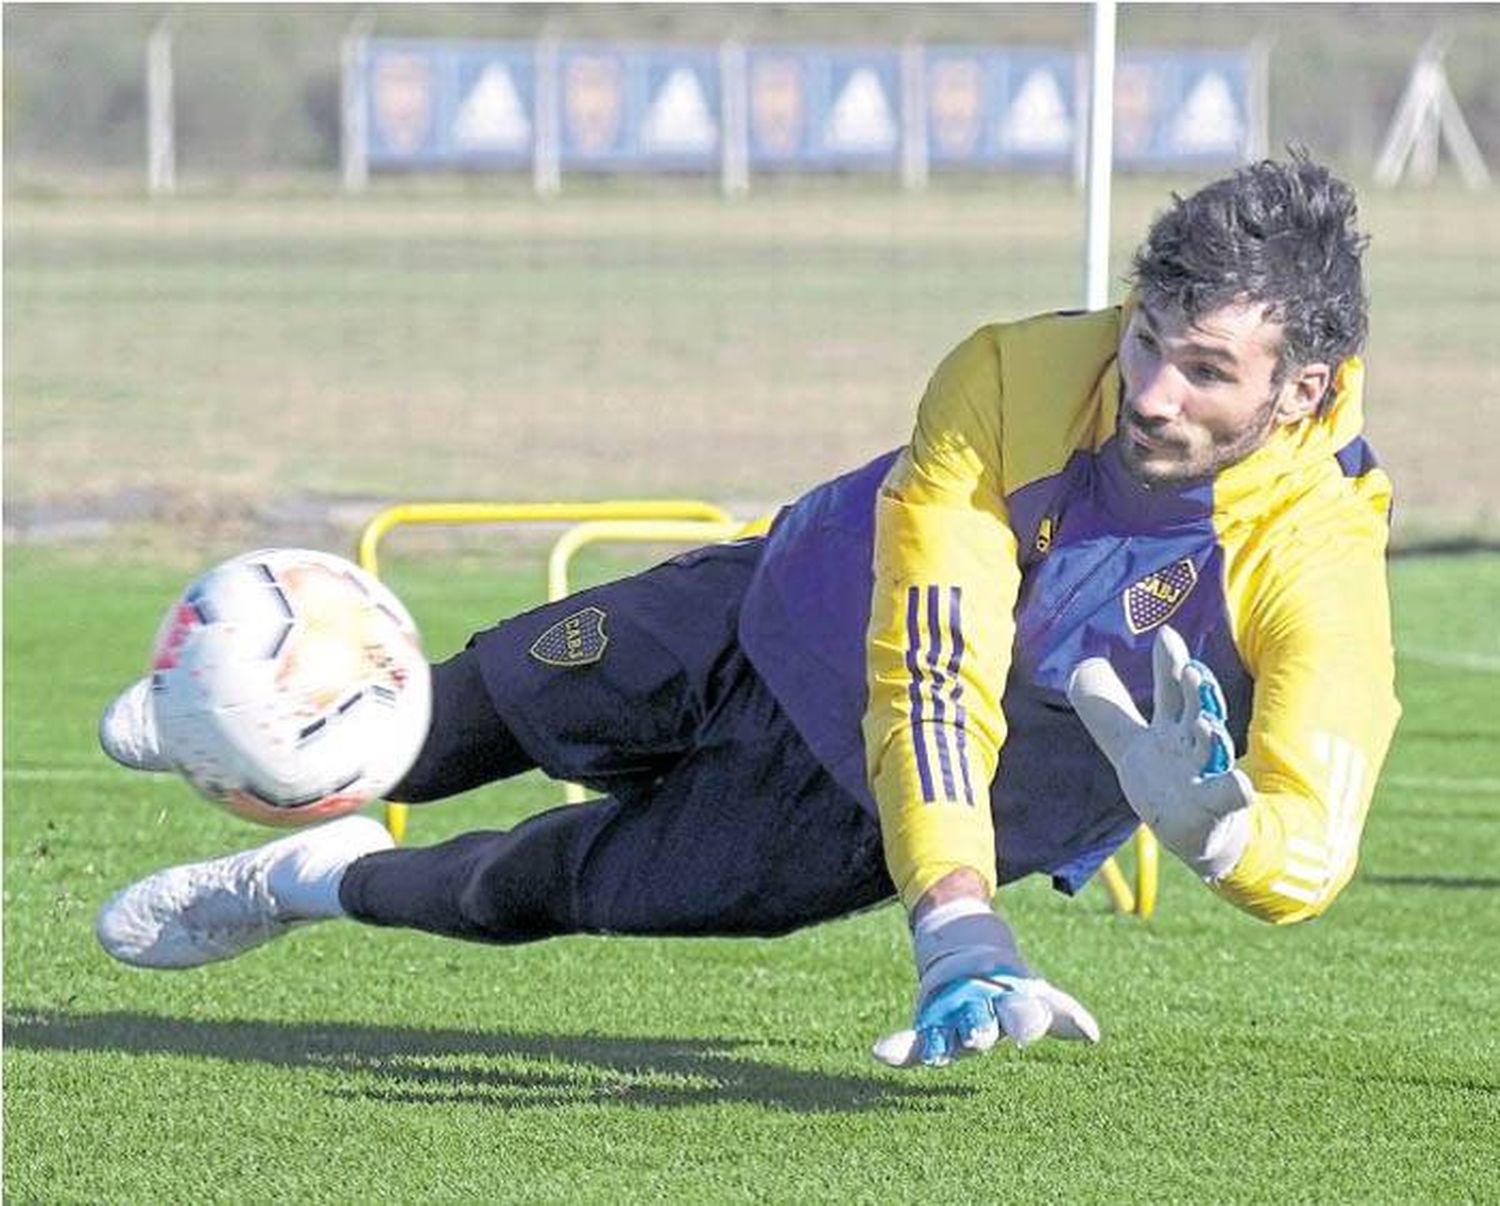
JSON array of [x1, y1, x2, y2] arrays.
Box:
[[529, 606, 609, 667], [1123, 558, 1198, 634]]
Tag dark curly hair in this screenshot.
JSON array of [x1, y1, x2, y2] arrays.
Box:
[[1130, 149, 1369, 398]]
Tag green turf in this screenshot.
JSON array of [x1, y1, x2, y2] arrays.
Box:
[[4, 547, 1498, 1201], [6, 180, 1499, 543]]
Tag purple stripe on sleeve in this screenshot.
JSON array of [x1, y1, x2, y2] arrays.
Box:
[[925, 585, 958, 800], [904, 586, 936, 802], [947, 586, 976, 806]]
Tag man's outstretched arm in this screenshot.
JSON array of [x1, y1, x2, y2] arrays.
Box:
[[864, 330, 1097, 1067], [1070, 524, 1400, 924]]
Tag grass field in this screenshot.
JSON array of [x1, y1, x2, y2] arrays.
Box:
[[4, 545, 1499, 1201], [4, 170, 1498, 1198], [5, 178, 1498, 548]]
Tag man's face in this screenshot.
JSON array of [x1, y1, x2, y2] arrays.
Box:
[[1116, 299, 1326, 487]]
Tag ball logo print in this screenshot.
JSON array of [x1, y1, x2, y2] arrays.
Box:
[[149, 549, 432, 827], [150, 601, 201, 672]]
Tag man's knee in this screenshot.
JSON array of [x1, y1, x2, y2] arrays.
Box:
[[390, 650, 535, 802]]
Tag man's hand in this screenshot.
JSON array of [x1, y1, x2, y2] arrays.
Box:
[[1067, 625, 1252, 880], [872, 898, 1099, 1069]]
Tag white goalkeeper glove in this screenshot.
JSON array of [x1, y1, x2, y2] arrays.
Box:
[[1067, 625, 1252, 881], [872, 899, 1099, 1069]]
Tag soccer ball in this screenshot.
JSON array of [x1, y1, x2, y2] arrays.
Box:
[[149, 548, 431, 827]]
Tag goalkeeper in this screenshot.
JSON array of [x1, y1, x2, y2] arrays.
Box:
[[97, 152, 1400, 1069]]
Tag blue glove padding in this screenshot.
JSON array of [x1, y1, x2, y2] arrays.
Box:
[[1192, 655, 1234, 775], [874, 967, 1100, 1068], [873, 899, 1100, 1068]]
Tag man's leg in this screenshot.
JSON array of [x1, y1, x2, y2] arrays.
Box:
[[389, 649, 536, 802], [342, 660, 894, 942], [394, 539, 770, 805], [97, 648, 896, 968], [358, 538, 894, 941], [96, 540, 898, 967]]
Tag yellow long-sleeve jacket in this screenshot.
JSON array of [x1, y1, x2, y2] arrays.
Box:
[[739, 306, 1400, 924]]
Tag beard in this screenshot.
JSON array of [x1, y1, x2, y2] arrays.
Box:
[[1117, 390, 1280, 488]]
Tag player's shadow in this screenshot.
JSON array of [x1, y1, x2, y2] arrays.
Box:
[[3, 1007, 972, 1114]]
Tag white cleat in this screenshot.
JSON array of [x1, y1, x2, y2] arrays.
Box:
[[96, 815, 394, 969], [99, 676, 172, 772]]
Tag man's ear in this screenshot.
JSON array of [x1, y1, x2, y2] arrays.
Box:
[[1275, 361, 1332, 426]]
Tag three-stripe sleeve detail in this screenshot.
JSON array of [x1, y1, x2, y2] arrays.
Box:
[[903, 588, 937, 803], [1270, 732, 1367, 906], [903, 585, 976, 805]]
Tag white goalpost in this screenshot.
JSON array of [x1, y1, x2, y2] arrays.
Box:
[[1082, 0, 1118, 311]]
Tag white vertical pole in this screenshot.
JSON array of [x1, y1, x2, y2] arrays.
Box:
[[1248, 36, 1272, 160], [1071, 48, 1089, 191], [340, 26, 370, 193], [534, 36, 561, 198], [720, 39, 749, 197], [900, 38, 928, 192], [146, 21, 175, 196], [1082, 0, 1117, 311]]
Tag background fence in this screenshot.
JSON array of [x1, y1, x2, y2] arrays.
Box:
[[5, 4, 1499, 182]]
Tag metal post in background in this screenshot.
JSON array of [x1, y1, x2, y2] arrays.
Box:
[[900, 38, 928, 192], [719, 39, 750, 197], [1248, 36, 1272, 161], [146, 21, 175, 196], [1374, 35, 1490, 190], [533, 35, 561, 197], [1082, 0, 1117, 311], [340, 21, 371, 193]]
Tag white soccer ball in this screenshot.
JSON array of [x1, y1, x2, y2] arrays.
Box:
[[149, 548, 431, 827]]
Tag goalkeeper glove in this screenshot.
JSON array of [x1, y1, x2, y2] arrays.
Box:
[[872, 899, 1099, 1069], [1067, 624, 1251, 880]]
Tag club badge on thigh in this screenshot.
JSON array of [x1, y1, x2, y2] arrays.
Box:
[[529, 606, 609, 667]]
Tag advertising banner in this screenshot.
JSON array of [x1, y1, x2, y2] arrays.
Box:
[[925, 47, 1078, 165], [1113, 51, 1256, 166], [366, 39, 535, 167], [352, 39, 1261, 181], [746, 47, 902, 168], [557, 44, 721, 169]]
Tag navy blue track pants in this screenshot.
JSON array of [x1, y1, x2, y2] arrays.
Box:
[[337, 542, 896, 942]]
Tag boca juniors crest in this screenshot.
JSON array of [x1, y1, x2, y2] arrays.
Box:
[[1123, 559, 1198, 634], [530, 606, 609, 667]]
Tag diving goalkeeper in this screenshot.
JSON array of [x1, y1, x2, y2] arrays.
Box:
[[96, 152, 1400, 1069]]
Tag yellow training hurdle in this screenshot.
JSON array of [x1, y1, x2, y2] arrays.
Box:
[[355, 500, 1159, 917]]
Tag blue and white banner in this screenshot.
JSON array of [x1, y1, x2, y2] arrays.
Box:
[[925, 48, 1079, 165], [746, 47, 903, 169], [1114, 51, 1256, 166], [350, 38, 1261, 180], [557, 44, 721, 169], [366, 39, 535, 167]]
